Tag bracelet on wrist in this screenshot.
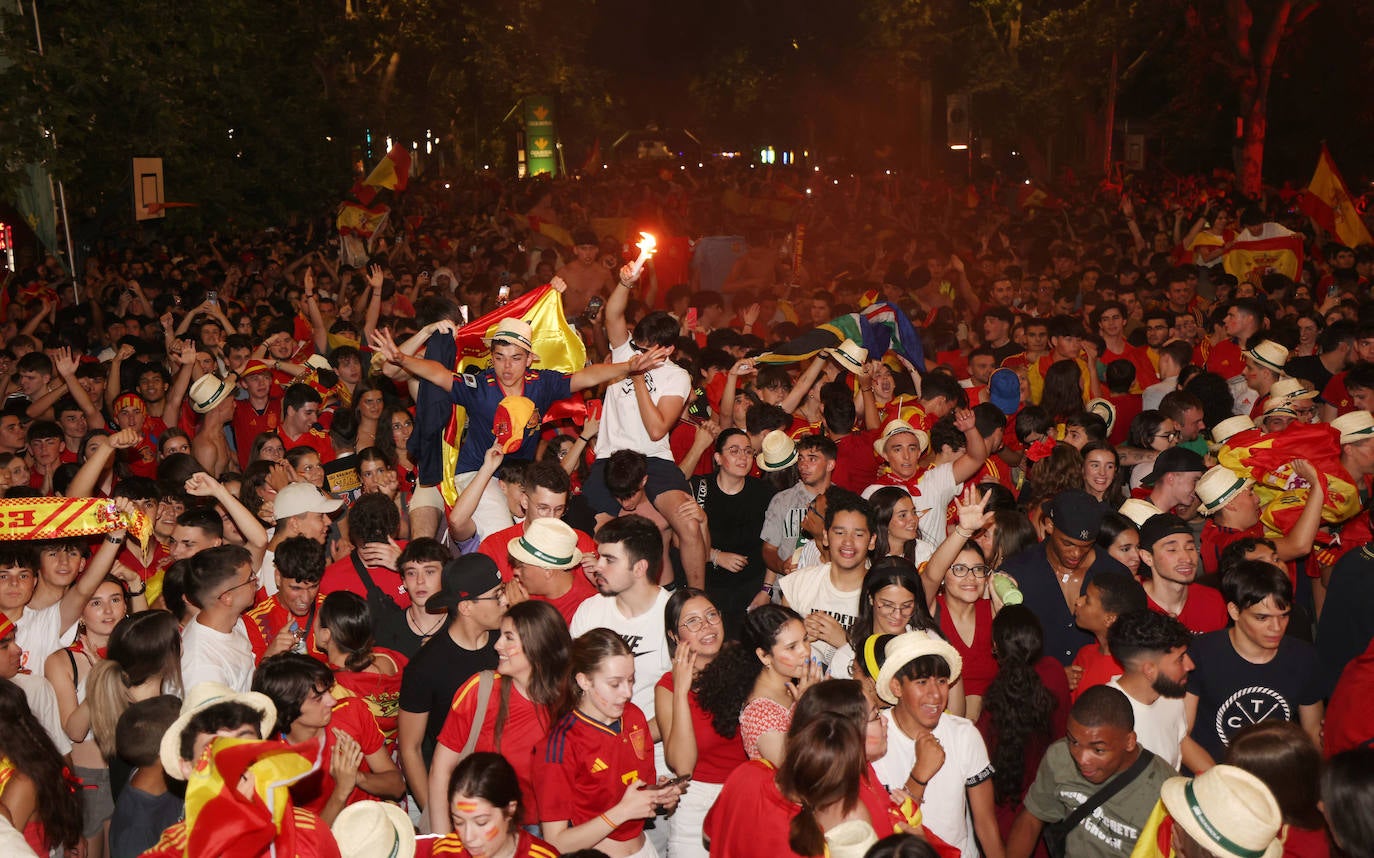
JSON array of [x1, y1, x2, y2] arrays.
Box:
[[600, 812, 618, 829], [106, 535, 125, 545], [908, 773, 930, 787], [128, 585, 146, 597], [954, 526, 975, 539], [760, 582, 776, 595]]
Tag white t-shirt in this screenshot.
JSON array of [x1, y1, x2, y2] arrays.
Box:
[[12, 672, 72, 756], [779, 563, 862, 666], [181, 617, 256, 694], [258, 547, 278, 598], [598, 341, 692, 461], [570, 587, 673, 721], [871, 711, 994, 858], [863, 461, 960, 546], [1106, 678, 1187, 771], [828, 627, 944, 681], [15, 602, 76, 680]]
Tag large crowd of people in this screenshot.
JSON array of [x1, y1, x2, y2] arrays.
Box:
[[0, 162, 1373, 858]]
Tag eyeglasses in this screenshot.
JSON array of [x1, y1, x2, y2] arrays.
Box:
[[949, 563, 990, 579], [721, 446, 753, 457], [220, 571, 260, 597], [1154, 431, 1181, 441], [679, 609, 722, 633], [874, 599, 916, 615], [468, 592, 507, 605]]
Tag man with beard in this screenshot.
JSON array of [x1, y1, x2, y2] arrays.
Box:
[[1138, 513, 1227, 635], [1106, 610, 1194, 770]]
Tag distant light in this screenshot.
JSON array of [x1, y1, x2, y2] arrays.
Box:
[[602, 164, 608, 169], [1011, 150, 1020, 156], [697, 162, 703, 168], [443, 183, 451, 189], [1024, 179, 1032, 185], [832, 179, 839, 185], [386, 137, 393, 151], [805, 188, 812, 195], [425, 142, 432, 154], [813, 166, 820, 172], [484, 164, 490, 170], [950, 144, 968, 151], [679, 165, 685, 170], [885, 170, 891, 175], [324, 136, 332, 142], [803, 150, 809, 158]]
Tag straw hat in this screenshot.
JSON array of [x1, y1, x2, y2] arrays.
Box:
[[1269, 376, 1317, 401], [873, 419, 930, 459], [160, 682, 278, 779], [1195, 465, 1255, 515], [1243, 340, 1288, 375], [507, 518, 583, 571], [483, 317, 534, 352], [1332, 410, 1374, 445], [331, 800, 417, 858], [1160, 765, 1283, 858], [189, 374, 234, 414], [1211, 415, 1258, 447], [1086, 398, 1116, 433], [304, 354, 333, 372], [874, 631, 962, 705], [757, 430, 798, 472], [1118, 498, 1164, 527], [1258, 398, 1297, 420], [825, 339, 868, 374]]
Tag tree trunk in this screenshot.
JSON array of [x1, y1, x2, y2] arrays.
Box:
[[1238, 96, 1266, 199], [1227, 0, 1297, 199]]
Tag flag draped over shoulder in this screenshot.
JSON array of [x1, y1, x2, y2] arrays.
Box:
[[1298, 145, 1374, 249], [1223, 222, 1304, 281], [756, 302, 926, 368], [415, 285, 587, 505]]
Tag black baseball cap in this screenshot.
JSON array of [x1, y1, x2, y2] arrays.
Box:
[[426, 554, 503, 613], [1140, 448, 1205, 487], [1139, 513, 1195, 551], [1048, 489, 1108, 542]]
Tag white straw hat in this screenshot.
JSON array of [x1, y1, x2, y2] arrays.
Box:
[[1160, 765, 1283, 858]]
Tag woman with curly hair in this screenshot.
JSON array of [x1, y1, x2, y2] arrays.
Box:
[[974, 606, 1069, 848], [0, 678, 83, 855], [1019, 443, 1084, 504], [656, 588, 746, 858], [693, 604, 821, 765]]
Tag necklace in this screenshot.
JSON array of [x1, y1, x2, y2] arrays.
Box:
[[407, 609, 444, 640]]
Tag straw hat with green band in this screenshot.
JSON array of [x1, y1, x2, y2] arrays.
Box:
[[1332, 410, 1374, 445], [1160, 765, 1283, 858], [1195, 465, 1254, 515], [757, 429, 798, 472], [189, 374, 234, 414], [506, 518, 583, 570]]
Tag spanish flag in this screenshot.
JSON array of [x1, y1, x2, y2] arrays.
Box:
[[1223, 222, 1304, 281], [335, 202, 389, 239], [1298, 145, 1373, 249], [363, 145, 412, 193], [433, 285, 587, 505]]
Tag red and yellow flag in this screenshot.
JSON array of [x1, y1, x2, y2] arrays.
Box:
[[336, 202, 389, 239], [1298, 145, 1373, 249], [1223, 223, 1304, 281], [440, 285, 587, 504], [363, 145, 411, 193], [0, 496, 151, 543]]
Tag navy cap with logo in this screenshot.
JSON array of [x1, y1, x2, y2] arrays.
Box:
[[426, 554, 503, 614], [1048, 489, 1108, 541]]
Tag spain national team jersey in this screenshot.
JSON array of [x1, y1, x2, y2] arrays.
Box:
[[244, 593, 328, 661], [448, 368, 573, 473], [419, 829, 557, 858], [234, 398, 281, 467], [531, 704, 655, 843], [279, 426, 336, 463]]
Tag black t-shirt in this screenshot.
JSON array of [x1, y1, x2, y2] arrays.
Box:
[[1284, 355, 1334, 397], [1317, 545, 1374, 692], [397, 628, 499, 765], [373, 605, 439, 659], [1005, 544, 1128, 665], [1186, 629, 1325, 763], [689, 473, 774, 637], [991, 340, 1026, 366]]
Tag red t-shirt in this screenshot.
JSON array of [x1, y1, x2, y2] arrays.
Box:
[[233, 398, 281, 468], [669, 421, 715, 478], [419, 829, 558, 858], [478, 522, 598, 585], [139, 808, 340, 858], [117, 542, 171, 584], [1102, 343, 1159, 391], [540, 573, 598, 626], [321, 551, 411, 609], [938, 596, 999, 697], [1323, 371, 1353, 415], [704, 761, 942, 858], [332, 648, 408, 751], [787, 414, 823, 441], [1147, 585, 1228, 635], [532, 706, 656, 842], [244, 593, 328, 661], [278, 426, 336, 463], [1107, 393, 1143, 446], [289, 697, 386, 812], [655, 671, 748, 784], [1199, 519, 1301, 584], [437, 673, 551, 821], [1071, 644, 1123, 701], [1325, 637, 1374, 757], [832, 430, 881, 493]]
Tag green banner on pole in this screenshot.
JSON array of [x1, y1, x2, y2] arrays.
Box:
[[524, 95, 558, 177]]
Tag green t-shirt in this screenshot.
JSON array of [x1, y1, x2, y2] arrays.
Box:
[[1022, 740, 1175, 858]]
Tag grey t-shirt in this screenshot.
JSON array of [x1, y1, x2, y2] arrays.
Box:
[[1022, 740, 1175, 858]]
